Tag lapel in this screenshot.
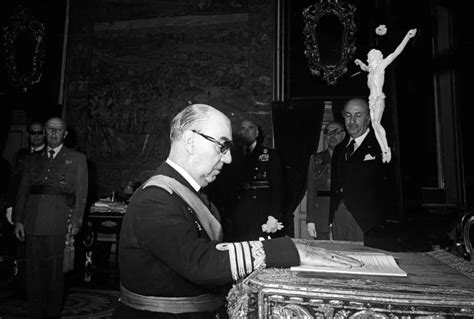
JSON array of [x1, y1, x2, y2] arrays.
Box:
[[55, 145, 68, 162], [348, 130, 377, 162]]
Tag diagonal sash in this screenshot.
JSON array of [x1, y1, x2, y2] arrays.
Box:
[[143, 175, 223, 242]]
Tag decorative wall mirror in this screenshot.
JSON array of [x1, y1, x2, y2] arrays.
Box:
[[2, 5, 45, 92], [302, 0, 357, 85]]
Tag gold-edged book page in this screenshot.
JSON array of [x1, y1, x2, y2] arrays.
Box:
[[291, 251, 408, 277]]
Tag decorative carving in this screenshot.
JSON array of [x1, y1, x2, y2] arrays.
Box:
[[271, 303, 313, 318], [302, 0, 357, 85], [349, 310, 389, 318], [2, 5, 45, 92]]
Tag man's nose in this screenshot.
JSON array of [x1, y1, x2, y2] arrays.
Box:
[[221, 151, 232, 164]]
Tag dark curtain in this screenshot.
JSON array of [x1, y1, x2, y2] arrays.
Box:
[[272, 100, 325, 237], [0, 0, 67, 154]]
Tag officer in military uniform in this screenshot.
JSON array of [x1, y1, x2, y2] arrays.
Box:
[[224, 119, 284, 241], [14, 117, 88, 318], [306, 122, 345, 240]]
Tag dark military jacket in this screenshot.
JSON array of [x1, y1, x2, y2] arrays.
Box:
[[222, 143, 284, 241], [13, 146, 88, 235], [117, 162, 299, 315], [306, 149, 332, 234]]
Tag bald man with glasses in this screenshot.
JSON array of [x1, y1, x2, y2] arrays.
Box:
[[113, 104, 362, 318], [330, 98, 389, 243]]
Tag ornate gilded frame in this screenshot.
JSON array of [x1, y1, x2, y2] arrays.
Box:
[[2, 5, 45, 92], [302, 0, 357, 85]]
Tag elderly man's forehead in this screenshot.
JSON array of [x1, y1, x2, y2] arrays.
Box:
[[240, 120, 257, 128], [46, 118, 66, 129], [326, 122, 343, 130], [29, 123, 43, 130], [344, 100, 368, 113]]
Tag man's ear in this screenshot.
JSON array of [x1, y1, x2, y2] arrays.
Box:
[[182, 130, 195, 154], [63, 130, 69, 139]]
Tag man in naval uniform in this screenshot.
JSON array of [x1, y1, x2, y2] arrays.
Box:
[[113, 104, 362, 318], [222, 119, 284, 241]]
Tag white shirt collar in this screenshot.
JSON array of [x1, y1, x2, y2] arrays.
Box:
[[166, 159, 201, 192], [47, 144, 64, 158], [348, 127, 370, 150]]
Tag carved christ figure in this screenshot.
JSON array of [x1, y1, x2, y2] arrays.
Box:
[[354, 28, 417, 163]]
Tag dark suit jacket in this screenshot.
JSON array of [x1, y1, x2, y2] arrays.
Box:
[[118, 162, 298, 300], [13, 146, 88, 236], [330, 130, 388, 232]]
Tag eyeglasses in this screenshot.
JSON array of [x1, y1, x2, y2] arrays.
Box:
[[324, 129, 344, 136], [29, 130, 44, 136], [46, 127, 64, 133], [192, 130, 232, 155]]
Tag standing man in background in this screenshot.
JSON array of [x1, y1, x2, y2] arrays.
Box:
[[306, 121, 345, 239], [225, 119, 284, 241], [330, 98, 388, 242], [5, 121, 46, 298], [14, 117, 88, 318], [6, 121, 46, 223]]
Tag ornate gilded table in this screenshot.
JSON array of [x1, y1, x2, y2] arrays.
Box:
[[228, 241, 474, 318]]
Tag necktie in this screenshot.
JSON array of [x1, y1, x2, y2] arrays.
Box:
[[345, 140, 355, 160], [245, 146, 252, 158], [49, 150, 55, 161]]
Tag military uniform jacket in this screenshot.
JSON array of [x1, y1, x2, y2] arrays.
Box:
[[330, 130, 388, 233], [13, 146, 88, 236], [306, 149, 332, 233], [118, 162, 299, 299], [226, 143, 284, 241]]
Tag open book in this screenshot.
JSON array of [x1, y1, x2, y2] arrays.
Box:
[[291, 251, 407, 277]]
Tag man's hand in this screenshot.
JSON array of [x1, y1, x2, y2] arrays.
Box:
[[14, 223, 25, 242], [306, 223, 317, 238], [292, 239, 363, 268]]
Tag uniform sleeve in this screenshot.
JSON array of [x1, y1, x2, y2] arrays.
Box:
[[71, 153, 88, 228], [133, 187, 300, 285]]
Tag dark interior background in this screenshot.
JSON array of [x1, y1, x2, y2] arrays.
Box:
[[1, 0, 473, 241]]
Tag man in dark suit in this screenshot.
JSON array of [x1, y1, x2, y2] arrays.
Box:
[[113, 104, 361, 318], [330, 98, 388, 242], [5, 121, 45, 298], [14, 117, 88, 318]]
